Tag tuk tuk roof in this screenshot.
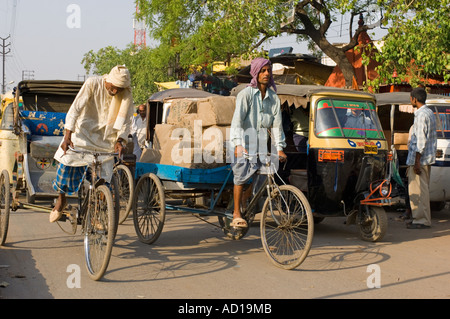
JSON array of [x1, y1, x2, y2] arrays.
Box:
[[375, 92, 450, 106], [231, 84, 375, 108], [16, 80, 84, 113], [17, 80, 84, 96], [148, 88, 215, 103]]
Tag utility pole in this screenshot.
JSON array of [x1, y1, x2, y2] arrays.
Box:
[[1, 35, 11, 94]]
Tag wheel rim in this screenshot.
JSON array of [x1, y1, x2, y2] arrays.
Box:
[[134, 175, 164, 243], [261, 186, 313, 269], [359, 206, 387, 242], [114, 166, 133, 224], [85, 186, 113, 279]]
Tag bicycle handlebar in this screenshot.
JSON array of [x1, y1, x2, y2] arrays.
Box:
[[68, 146, 119, 158]]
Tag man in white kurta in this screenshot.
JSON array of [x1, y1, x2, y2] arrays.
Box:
[[50, 65, 135, 223], [131, 103, 148, 159]]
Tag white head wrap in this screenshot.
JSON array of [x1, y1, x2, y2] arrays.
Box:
[[105, 65, 131, 88], [103, 65, 133, 139]]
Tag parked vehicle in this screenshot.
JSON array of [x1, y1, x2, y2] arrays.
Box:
[[376, 92, 450, 210], [231, 84, 392, 241]]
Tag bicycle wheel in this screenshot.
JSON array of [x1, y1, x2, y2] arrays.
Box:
[[0, 170, 11, 246], [133, 173, 165, 244], [84, 184, 116, 281], [260, 185, 314, 270], [113, 164, 134, 225]]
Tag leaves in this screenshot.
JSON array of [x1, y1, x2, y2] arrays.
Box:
[[82, 44, 174, 104], [365, 0, 450, 90]]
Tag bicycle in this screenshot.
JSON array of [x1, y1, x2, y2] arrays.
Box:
[[63, 147, 118, 280], [232, 152, 314, 270]]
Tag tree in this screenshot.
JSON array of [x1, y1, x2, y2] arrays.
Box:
[[365, 0, 450, 90], [82, 44, 174, 104], [135, 0, 384, 87]]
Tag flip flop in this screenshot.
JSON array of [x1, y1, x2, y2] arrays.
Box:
[[230, 217, 248, 229], [49, 200, 67, 223]]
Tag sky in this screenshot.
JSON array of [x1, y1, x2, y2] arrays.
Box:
[[0, 0, 387, 93]]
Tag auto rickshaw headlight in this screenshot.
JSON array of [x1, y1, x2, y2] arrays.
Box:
[[380, 181, 391, 197]]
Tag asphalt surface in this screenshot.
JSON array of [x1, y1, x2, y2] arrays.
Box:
[[1, 201, 449, 301]]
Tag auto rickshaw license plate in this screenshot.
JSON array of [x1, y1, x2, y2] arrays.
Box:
[[364, 144, 378, 154]]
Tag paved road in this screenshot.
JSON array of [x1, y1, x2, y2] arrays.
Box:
[[1, 202, 450, 301]]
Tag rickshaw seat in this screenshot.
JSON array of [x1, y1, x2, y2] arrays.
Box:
[[19, 110, 66, 159], [20, 110, 66, 137]]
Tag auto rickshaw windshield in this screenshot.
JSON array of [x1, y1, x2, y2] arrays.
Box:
[[315, 98, 384, 139]]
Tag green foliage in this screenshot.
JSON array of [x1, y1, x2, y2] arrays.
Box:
[[82, 44, 174, 104], [365, 0, 450, 91]]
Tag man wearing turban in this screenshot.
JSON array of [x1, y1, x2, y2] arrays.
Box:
[[50, 65, 135, 223], [229, 58, 287, 228]]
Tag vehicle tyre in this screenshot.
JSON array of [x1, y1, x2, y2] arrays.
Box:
[[0, 170, 11, 246], [260, 185, 314, 270], [113, 164, 134, 224], [358, 206, 387, 242], [133, 173, 165, 244], [84, 185, 116, 281]]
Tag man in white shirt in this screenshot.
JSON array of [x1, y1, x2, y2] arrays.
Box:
[[131, 103, 148, 158], [50, 65, 135, 223]]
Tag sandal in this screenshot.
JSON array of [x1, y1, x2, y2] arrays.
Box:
[[49, 199, 67, 223], [230, 217, 248, 229], [406, 223, 430, 229]]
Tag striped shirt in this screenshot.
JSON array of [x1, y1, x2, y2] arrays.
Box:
[[406, 105, 437, 166]]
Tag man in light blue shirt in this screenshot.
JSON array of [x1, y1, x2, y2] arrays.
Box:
[[406, 87, 437, 229], [229, 58, 287, 228]]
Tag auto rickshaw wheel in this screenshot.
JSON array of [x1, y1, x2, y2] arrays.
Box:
[[358, 206, 387, 242]]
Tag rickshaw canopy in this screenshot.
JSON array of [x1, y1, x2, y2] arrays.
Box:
[[231, 83, 375, 109]]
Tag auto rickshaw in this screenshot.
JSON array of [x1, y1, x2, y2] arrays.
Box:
[[231, 84, 392, 241], [376, 91, 450, 211]]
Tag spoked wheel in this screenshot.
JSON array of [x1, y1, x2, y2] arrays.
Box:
[[133, 173, 165, 244], [84, 185, 116, 281], [358, 206, 387, 242], [260, 185, 314, 270], [113, 164, 134, 225], [0, 170, 11, 246]]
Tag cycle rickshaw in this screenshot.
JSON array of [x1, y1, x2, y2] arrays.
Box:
[[132, 89, 314, 270], [230, 84, 393, 242], [0, 80, 126, 281]]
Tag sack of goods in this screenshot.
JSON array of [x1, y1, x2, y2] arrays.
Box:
[[140, 95, 236, 169]]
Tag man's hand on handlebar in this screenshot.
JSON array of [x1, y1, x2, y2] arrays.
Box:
[[278, 150, 287, 163], [61, 130, 74, 155], [115, 138, 125, 158]]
